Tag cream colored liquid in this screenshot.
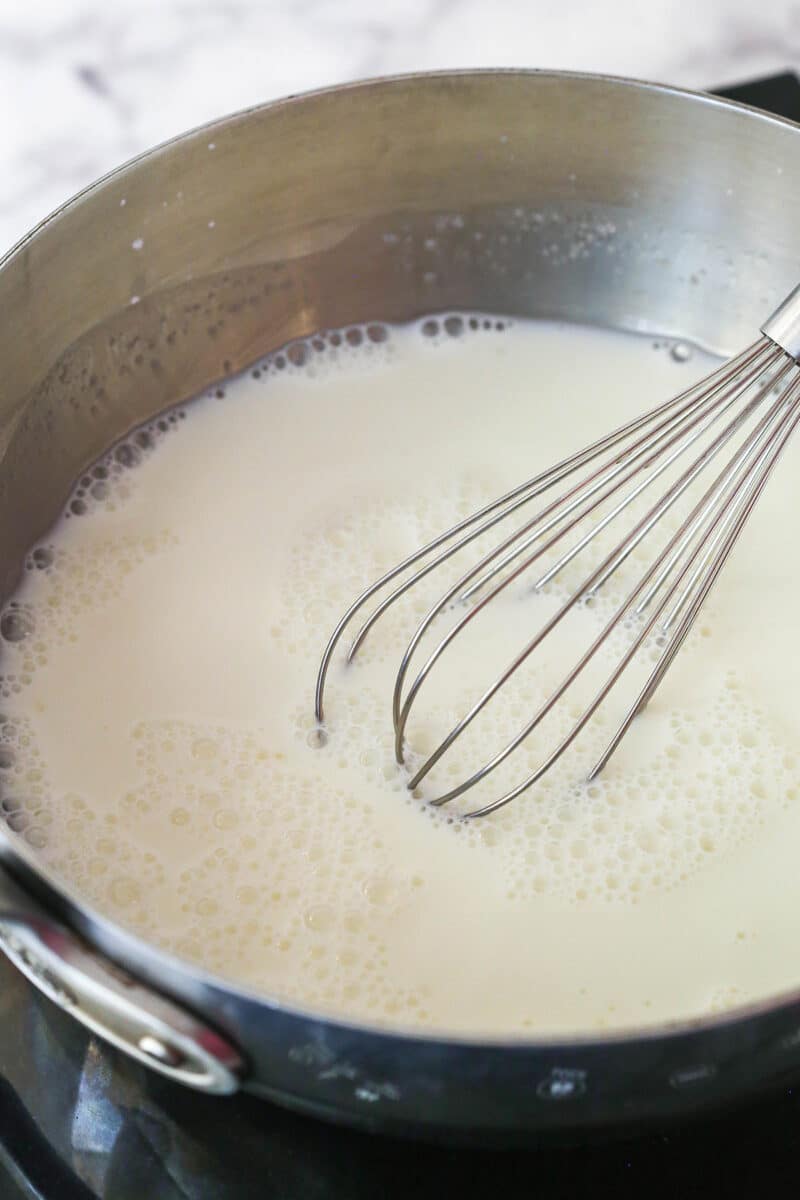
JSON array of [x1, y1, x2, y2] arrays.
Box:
[[2, 315, 800, 1036]]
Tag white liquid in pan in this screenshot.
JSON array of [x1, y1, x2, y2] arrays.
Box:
[[2, 315, 800, 1036]]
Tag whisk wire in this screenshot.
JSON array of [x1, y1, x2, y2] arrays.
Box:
[[394, 343, 784, 773], [591, 373, 800, 781], [315, 294, 800, 818], [408, 367, 800, 811], [442, 373, 800, 818], [314, 339, 767, 723], [462, 339, 777, 603], [390, 340, 780, 746], [635, 358, 796, 617]]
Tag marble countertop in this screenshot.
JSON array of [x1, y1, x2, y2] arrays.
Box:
[[2, 0, 799, 254]]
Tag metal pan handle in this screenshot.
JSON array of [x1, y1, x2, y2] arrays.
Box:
[[0, 897, 243, 1095]]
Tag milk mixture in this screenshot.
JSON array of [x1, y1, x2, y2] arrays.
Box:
[[2, 315, 799, 1035]]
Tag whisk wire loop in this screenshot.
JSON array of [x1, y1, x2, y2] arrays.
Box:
[[408, 364, 799, 812], [315, 294, 800, 818]]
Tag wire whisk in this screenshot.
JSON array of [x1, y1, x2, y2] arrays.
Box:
[[315, 285, 800, 817]]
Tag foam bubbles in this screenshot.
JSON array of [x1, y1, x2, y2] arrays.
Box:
[[1, 313, 798, 1036]]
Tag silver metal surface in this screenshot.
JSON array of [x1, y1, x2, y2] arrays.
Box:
[[2, 71, 800, 1127], [0, 912, 243, 1093], [316, 320, 800, 816], [762, 281, 800, 360]]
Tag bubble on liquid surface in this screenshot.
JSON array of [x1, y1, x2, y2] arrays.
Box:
[[0, 609, 34, 643], [0, 310, 796, 1036]]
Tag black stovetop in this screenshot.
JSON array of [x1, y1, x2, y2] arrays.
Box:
[[3, 71, 800, 1200]]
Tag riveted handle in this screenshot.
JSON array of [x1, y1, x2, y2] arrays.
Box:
[[0, 912, 244, 1094]]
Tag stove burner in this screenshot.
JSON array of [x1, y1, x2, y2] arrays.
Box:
[[1, 69, 799, 1200]]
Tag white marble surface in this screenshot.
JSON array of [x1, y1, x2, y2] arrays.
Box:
[[1, 0, 799, 254]]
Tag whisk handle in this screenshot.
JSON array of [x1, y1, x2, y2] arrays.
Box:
[[762, 282, 800, 361]]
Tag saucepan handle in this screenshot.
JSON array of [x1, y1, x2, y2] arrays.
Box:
[[0, 868, 243, 1095]]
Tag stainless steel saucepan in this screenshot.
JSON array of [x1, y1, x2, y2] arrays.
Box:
[[1, 70, 799, 1140]]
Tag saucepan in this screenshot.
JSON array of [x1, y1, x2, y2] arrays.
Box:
[[1, 70, 799, 1141]]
